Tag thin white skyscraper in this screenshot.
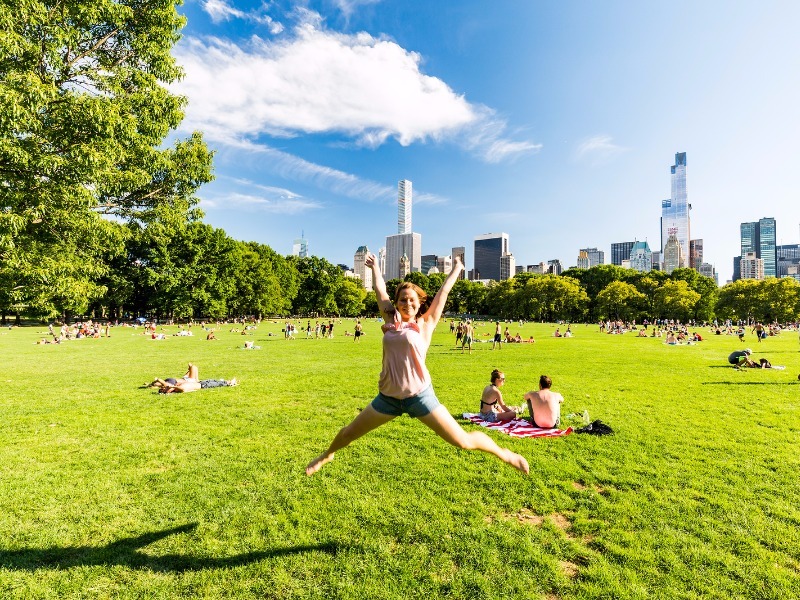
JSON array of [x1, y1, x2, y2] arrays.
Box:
[[398, 179, 412, 234]]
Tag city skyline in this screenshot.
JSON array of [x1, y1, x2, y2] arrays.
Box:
[[171, 1, 800, 285]]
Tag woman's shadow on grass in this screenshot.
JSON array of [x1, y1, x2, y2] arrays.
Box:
[[0, 523, 344, 572]]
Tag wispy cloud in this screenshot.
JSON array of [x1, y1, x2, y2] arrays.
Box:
[[172, 18, 538, 162], [199, 180, 322, 215], [575, 135, 627, 164], [201, 0, 284, 33], [332, 0, 382, 19]]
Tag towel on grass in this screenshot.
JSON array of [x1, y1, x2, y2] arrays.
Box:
[[462, 413, 573, 438]]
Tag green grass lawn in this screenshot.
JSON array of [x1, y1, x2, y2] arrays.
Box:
[[0, 320, 798, 599]]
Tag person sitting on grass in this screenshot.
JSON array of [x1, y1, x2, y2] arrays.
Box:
[[479, 369, 518, 422], [305, 252, 529, 477], [728, 348, 755, 368], [524, 375, 564, 429]]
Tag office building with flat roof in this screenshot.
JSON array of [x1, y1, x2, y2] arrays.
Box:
[[385, 233, 421, 280], [611, 241, 634, 266], [473, 233, 509, 281]]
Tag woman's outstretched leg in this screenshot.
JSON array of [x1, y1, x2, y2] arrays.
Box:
[[418, 406, 529, 474], [306, 405, 396, 476]]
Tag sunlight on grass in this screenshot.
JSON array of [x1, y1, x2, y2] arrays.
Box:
[[1, 320, 798, 598]]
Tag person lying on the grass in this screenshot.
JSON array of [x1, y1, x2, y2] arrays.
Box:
[[147, 363, 199, 389], [524, 375, 564, 429], [479, 369, 518, 423], [728, 349, 755, 368], [159, 377, 238, 393], [305, 252, 529, 476]]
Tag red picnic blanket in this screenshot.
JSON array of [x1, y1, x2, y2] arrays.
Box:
[[462, 413, 573, 438]]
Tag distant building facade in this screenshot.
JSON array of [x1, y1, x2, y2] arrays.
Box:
[[500, 253, 516, 280], [547, 259, 563, 275], [474, 233, 509, 282], [451, 246, 466, 279], [580, 247, 604, 267], [740, 251, 764, 280], [385, 233, 421, 280], [292, 235, 309, 258], [689, 239, 703, 270], [397, 179, 412, 234], [663, 234, 685, 274], [629, 240, 652, 272], [611, 242, 635, 266], [777, 244, 800, 278], [576, 250, 590, 269], [421, 254, 438, 274], [738, 217, 777, 279], [353, 245, 373, 291], [661, 152, 691, 261]]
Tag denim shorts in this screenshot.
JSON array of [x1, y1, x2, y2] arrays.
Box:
[[370, 384, 441, 418], [479, 411, 499, 423]]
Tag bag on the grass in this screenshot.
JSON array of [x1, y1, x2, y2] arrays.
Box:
[[576, 420, 614, 435]]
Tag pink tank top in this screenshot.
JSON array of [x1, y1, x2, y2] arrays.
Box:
[[378, 312, 431, 398]]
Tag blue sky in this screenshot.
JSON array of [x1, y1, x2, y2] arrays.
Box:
[[171, 0, 800, 284]]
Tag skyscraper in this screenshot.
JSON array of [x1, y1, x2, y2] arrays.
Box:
[[473, 233, 509, 281], [738, 218, 777, 279], [398, 179, 412, 234], [611, 242, 634, 266], [385, 233, 422, 281], [661, 152, 691, 261], [758, 217, 776, 277], [576, 250, 590, 269], [777, 244, 800, 278]]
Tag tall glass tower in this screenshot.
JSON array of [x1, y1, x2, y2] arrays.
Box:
[[758, 217, 776, 277], [398, 179, 412, 234], [661, 152, 690, 261]]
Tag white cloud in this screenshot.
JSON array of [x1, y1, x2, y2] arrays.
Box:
[[332, 0, 382, 19], [173, 21, 537, 162], [201, 0, 284, 33], [575, 135, 627, 163]]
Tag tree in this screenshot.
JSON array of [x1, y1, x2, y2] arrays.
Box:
[[653, 280, 700, 322], [335, 278, 366, 317], [759, 278, 800, 323], [0, 0, 213, 315], [669, 268, 718, 321], [292, 256, 343, 316], [229, 241, 291, 318], [715, 279, 762, 324], [596, 281, 646, 321]]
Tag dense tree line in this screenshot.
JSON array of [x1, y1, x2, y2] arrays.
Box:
[[3, 2, 798, 324]]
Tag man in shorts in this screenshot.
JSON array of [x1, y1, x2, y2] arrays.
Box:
[[728, 348, 754, 368]]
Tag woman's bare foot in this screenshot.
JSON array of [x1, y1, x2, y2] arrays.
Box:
[[305, 453, 335, 476], [504, 450, 529, 475]]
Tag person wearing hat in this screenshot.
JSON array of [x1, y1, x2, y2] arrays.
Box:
[[728, 348, 755, 368]]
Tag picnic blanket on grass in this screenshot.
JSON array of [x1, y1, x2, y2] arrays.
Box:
[[463, 413, 573, 438]]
